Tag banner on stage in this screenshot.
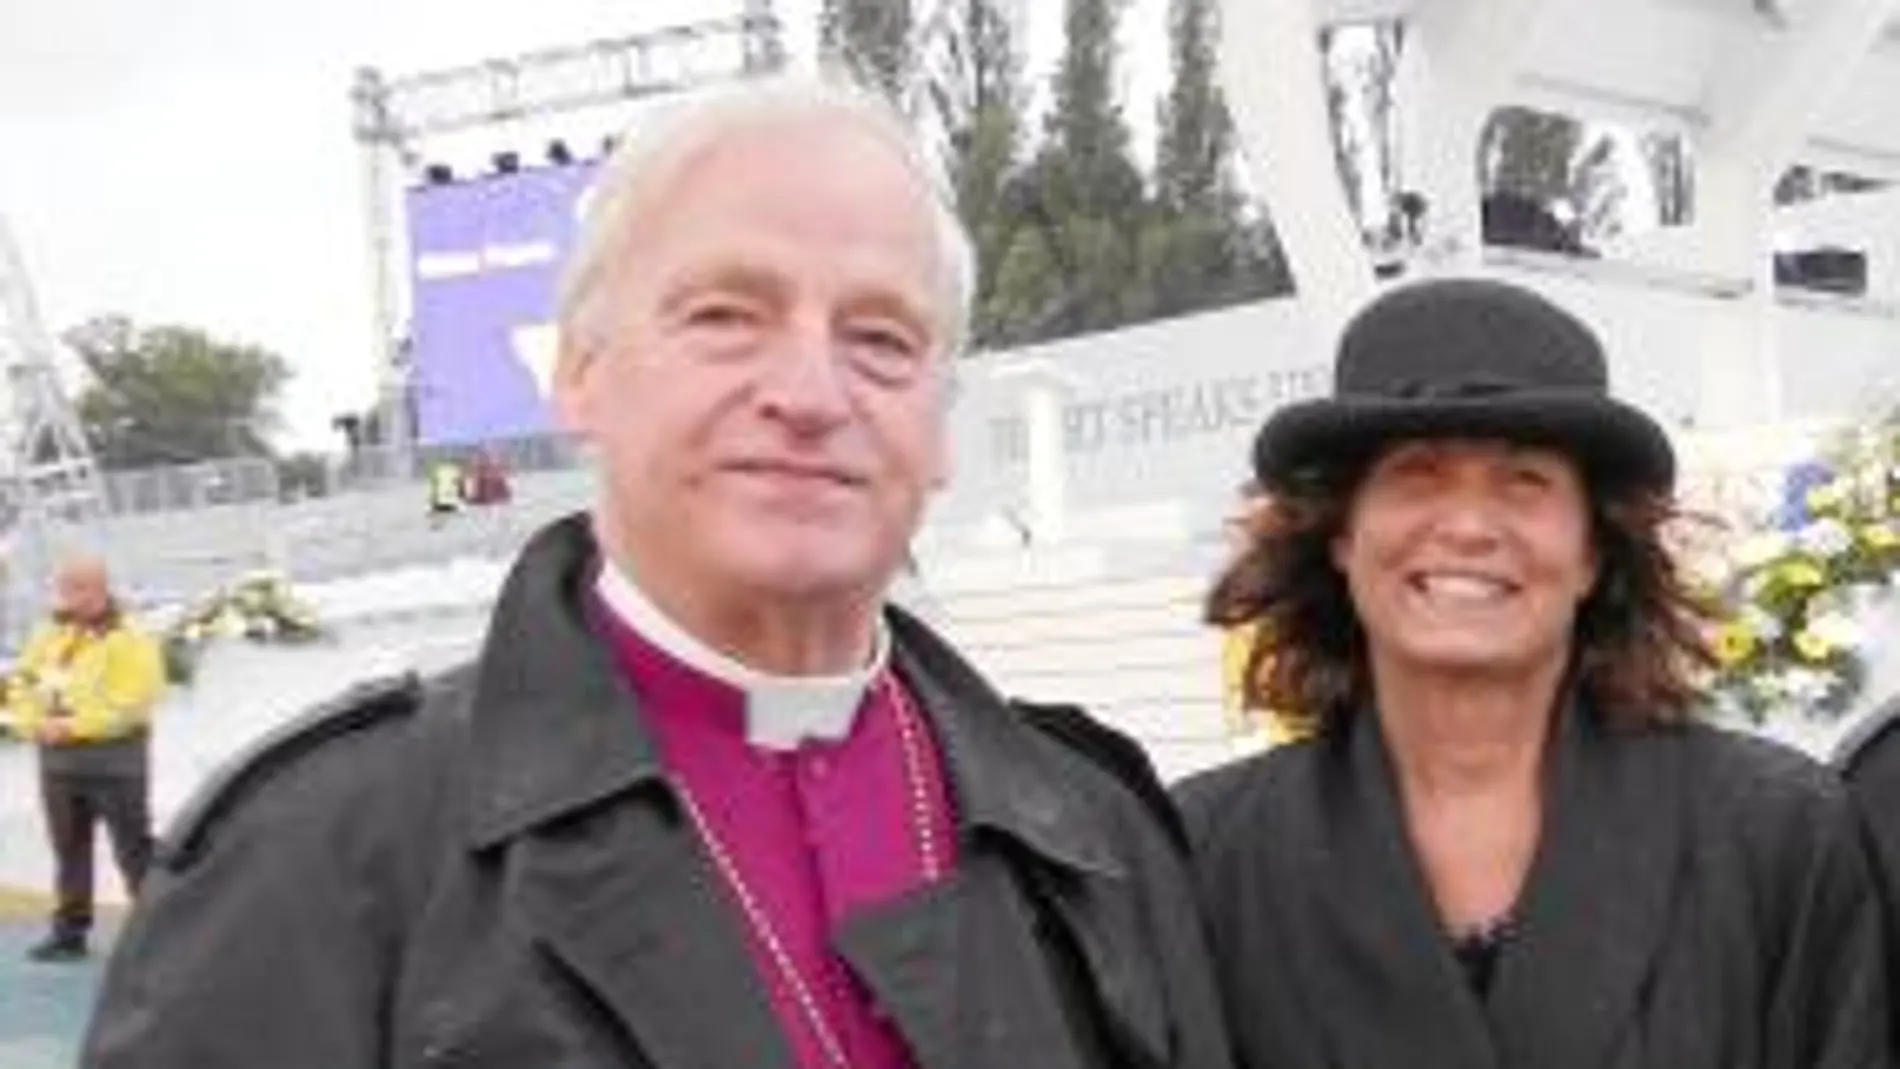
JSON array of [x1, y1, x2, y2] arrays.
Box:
[[406, 162, 600, 446]]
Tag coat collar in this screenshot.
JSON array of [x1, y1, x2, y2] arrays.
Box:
[[1289, 697, 1685, 1069], [1483, 700, 1685, 1069], [885, 607, 1124, 879], [459, 515, 1137, 1069], [464, 516, 666, 849], [464, 512, 1121, 883]]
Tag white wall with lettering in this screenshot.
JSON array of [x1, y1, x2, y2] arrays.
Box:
[[929, 299, 1330, 532], [927, 270, 1900, 544]]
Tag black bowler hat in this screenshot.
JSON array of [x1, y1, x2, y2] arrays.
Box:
[[1253, 277, 1675, 494]]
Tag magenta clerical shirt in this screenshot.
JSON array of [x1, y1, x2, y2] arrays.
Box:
[[591, 593, 958, 1069]]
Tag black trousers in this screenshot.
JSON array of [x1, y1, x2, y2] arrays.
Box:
[[39, 768, 154, 937]]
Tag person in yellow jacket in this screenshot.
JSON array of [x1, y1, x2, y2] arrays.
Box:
[[1, 554, 164, 962], [1220, 620, 1312, 747]]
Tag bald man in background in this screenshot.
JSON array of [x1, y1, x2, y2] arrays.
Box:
[[3, 555, 165, 962]]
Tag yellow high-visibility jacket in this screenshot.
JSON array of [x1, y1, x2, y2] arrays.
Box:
[[4, 616, 164, 743], [1221, 621, 1311, 746]]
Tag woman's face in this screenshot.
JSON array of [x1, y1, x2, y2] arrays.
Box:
[[1331, 438, 1598, 684]]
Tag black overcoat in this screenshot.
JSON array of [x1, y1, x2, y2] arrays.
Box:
[[1177, 702, 1892, 1069], [81, 516, 1232, 1069]]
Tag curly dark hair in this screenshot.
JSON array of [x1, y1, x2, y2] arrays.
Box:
[[1206, 466, 1721, 733]]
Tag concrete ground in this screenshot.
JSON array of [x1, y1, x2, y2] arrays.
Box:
[[0, 896, 114, 1069], [0, 612, 485, 1069]]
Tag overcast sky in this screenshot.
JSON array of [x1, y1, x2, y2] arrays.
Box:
[[0, 0, 1169, 452]]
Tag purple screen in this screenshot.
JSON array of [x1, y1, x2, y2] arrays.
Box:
[[406, 162, 600, 445]]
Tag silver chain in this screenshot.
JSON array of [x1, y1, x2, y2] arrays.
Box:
[[674, 673, 945, 1069]]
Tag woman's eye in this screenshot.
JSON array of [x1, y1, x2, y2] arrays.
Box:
[[1511, 465, 1555, 490]]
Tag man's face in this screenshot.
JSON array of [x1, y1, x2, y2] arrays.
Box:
[[54, 565, 110, 622], [1331, 438, 1598, 683], [556, 118, 952, 606]]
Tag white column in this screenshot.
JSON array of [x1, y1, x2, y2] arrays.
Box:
[[1389, 0, 1566, 271], [1219, 0, 1378, 349], [1680, 0, 1897, 428], [989, 358, 1081, 547]]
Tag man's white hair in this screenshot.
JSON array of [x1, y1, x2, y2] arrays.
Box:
[[556, 74, 976, 361]]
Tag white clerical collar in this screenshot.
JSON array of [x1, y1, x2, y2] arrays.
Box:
[[593, 560, 889, 751]]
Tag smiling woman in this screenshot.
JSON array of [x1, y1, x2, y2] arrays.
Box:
[[1207, 437, 1714, 733], [1180, 278, 1892, 1069]]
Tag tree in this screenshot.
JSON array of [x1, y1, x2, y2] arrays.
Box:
[[1482, 106, 1584, 209], [1148, 0, 1291, 316], [1479, 105, 1637, 254], [1321, 22, 1404, 237], [275, 452, 333, 501], [927, 0, 1033, 350], [988, 0, 1151, 344], [1642, 131, 1693, 226], [821, 0, 914, 103], [68, 316, 291, 470]]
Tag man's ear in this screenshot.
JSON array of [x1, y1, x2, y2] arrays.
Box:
[[928, 426, 953, 490], [550, 331, 597, 434]]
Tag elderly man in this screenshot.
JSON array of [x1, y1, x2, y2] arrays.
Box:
[[81, 77, 1229, 1069], [3, 553, 164, 962]]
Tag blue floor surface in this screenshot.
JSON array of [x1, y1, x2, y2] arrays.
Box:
[[0, 919, 109, 1069]]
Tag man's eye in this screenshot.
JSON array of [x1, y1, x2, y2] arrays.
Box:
[[844, 326, 925, 384], [850, 326, 915, 354], [686, 302, 759, 328]]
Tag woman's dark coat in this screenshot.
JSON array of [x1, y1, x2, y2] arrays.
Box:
[[1176, 701, 1892, 1069]]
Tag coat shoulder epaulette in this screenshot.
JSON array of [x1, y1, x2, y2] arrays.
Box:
[[158, 672, 425, 869], [1009, 697, 1189, 857]]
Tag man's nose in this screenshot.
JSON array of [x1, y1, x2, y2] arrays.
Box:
[[756, 320, 852, 432]]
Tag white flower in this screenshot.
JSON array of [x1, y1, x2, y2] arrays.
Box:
[[1781, 668, 1837, 705], [1807, 612, 1864, 651], [1797, 518, 1854, 559], [1741, 606, 1784, 641], [1731, 532, 1793, 570]]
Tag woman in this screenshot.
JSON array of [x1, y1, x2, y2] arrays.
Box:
[[1179, 278, 1891, 1068]]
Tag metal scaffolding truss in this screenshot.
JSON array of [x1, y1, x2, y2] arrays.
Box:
[[0, 215, 108, 645], [349, 10, 786, 477], [353, 13, 787, 149], [0, 218, 105, 522]]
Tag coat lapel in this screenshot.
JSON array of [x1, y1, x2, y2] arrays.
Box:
[[1485, 707, 1685, 1069], [1292, 716, 1502, 1069], [834, 858, 1094, 1069], [507, 794, 796, 1069], [461, 517, 794, 1069], [852, 611, 1171, 1069]]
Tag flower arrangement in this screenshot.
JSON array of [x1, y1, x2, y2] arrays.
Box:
[[160, 571, 329, 685], [1704, 445, 1900, 722]]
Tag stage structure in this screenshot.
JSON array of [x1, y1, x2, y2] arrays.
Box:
[[350, 6, 786, 475], [0, 215, 108, 646], [1219, 0, 1900, 433]]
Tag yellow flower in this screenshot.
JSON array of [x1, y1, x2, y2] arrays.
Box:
[[1861, 524, 1900, 550], [1777, 560, 1826, 589], [1792, 629, 1835, 662], [1712, 622, 1756, 667], [1807, 481, 1848, 513]]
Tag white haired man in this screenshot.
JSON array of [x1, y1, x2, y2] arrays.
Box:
[[81, 77, 1232, 1069]]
